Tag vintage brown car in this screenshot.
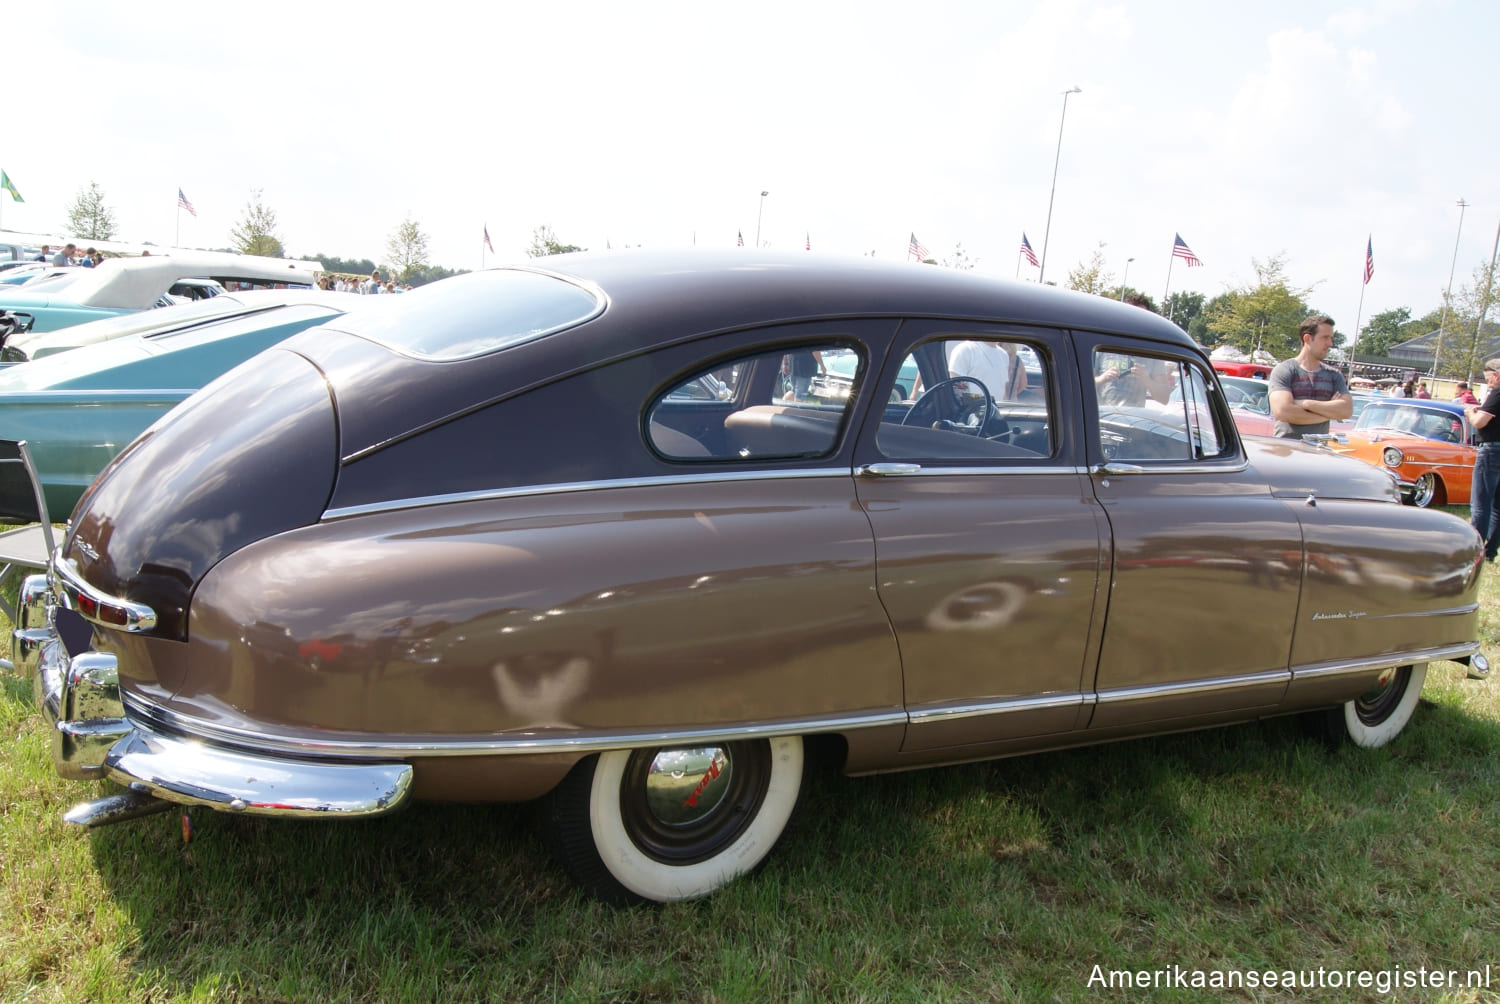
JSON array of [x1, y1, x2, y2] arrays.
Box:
[[10, 251, 1490, 903]]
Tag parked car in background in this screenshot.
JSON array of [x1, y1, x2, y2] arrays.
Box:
[[11, 251, 1486, 904], [0, 252, 320, 336], [1217, 374, 1276, 436], [0, 290, 363, 516], [1327, 397, 1474, 507], [1211, 360, 1271, 379]]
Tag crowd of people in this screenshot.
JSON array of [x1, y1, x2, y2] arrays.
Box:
[[37, 243, 105, 268], [319, 269, 409, 294]]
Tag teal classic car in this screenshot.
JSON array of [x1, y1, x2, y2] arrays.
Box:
[[0, 289, 361, 517], [0, 252, 321, 337]]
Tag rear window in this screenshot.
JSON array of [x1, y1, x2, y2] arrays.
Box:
[[330, 268, 603, 360]]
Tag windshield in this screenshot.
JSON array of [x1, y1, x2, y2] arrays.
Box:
[[1356, 402, 1467, 443]]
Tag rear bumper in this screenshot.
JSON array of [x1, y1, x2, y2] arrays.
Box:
[[10, 572, 413, 825]]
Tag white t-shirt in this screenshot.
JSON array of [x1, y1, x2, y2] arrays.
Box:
[[946, 341, 1010, 397]]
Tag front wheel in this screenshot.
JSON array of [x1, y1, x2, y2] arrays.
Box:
[[1307, 663, 1427, 749], [543, 736, 805, 903], [1410, 473, 1444, 508]]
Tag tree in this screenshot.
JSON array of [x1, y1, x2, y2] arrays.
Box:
[[385, 215, 430, 283], [66, 181, 116, 241], [1353, 307, 1413, 359], [230, 190, 285, 258], [1431, 260, 1500, 379], [941, 244, 979, 271], [1203, 254, 1318, 359], [526, 225, 584, 257], [1065, 244, 1114, 296]]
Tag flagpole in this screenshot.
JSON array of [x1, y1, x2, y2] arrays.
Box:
[[1015, 248, 1022, 279], [1161, 249, 1176, 313], [1348, 280, 1367, 380]]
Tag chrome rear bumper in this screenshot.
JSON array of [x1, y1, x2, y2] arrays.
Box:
[[9, 572, 414, 826]]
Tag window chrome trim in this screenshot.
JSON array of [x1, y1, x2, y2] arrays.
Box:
[[120, 693, 906, 761], [322, 467, 856, 521]]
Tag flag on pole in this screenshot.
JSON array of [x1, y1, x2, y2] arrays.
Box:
[[1363, 236, 1374, 285], [176, 188, 196, 217], [1172, 233, 1204, 267], [1019, 232, 1039, 267], [483, 225, 494, 253], [805, 232, 811, 251], [909, 232, 930, 261], [2, 171, 24, 203], [737, 230, 744, 247]]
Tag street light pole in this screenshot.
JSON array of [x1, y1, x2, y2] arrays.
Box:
[[1038, 86, 1081, 285], [755, 191, 769, 248], [1119, 257, 1135, 301], [1433, 198, 1468, 379]]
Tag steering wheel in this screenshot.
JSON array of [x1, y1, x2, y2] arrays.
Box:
[[902, 377, 993, 436]]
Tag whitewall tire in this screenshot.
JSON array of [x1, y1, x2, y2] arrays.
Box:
[[1339, 663, 1427, 748], [545, 736, 805, 903]]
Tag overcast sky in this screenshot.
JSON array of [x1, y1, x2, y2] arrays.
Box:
[[5, 0, 1497, 331]]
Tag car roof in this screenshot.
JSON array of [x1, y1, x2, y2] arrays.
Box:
[[528, 250, 1200, 347], [5, 288, 363, 359], [0, 253, 321, 311], [1363, 396, 1464, 416]]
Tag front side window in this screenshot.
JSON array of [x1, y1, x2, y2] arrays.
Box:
[[648, 343, 862, 461], [877, 335, 1053, 461], [1094, 349, 1230, 462]]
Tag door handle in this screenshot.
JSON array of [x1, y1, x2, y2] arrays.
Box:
[[1091, 462, 1145, 475], [857, 463, 922, 477]]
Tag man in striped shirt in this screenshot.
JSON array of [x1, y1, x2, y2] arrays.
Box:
[[1268, 315, 1352, 439]]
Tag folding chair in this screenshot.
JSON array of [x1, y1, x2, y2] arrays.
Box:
[[0, 439, 57, 626]]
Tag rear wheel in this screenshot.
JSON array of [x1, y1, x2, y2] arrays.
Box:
[[543, 736, 805, 903], [1307, 663, 1427, 748], [1410, 473, 1444, 508]]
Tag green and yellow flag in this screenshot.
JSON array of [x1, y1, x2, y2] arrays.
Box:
[[0, 170, 21, 203]]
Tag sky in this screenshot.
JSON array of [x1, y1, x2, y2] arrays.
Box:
[[4, 0, 1498, 334]]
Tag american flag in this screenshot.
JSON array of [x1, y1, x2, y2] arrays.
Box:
[[908, 232, 930, 261], [176, 188, 196, 217], [483, 225, 494, 253], [1363, 236, 1374, 285], [1172, 233, 1203, 267], [805, 232, 811, 251], [1019, 232, 1039, 268], [737, 230, 744, 247]]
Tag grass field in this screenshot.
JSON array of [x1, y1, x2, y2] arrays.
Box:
[[2, 526, 1498, 1003]]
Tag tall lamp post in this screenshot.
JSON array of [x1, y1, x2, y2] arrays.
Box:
[[755, 190, 769, 248], [1119, 257, 1135, 301], [1038, 85, 1082, 284], [1433, 198, 1468, 379]]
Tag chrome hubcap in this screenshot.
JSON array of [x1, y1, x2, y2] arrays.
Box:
[[644, 747, 732, 826]]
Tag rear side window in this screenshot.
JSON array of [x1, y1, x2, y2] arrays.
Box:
[[331, 268, 603, 360], [647, 344, 863, 461]]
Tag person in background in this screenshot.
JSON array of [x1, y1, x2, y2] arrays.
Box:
[[1415, 381, 1431, 399], [1456, 382, 1479, 405], [1464, 359, 1500, 562], [51, 243, 76, 266], [1268, 314, 1353, 439]]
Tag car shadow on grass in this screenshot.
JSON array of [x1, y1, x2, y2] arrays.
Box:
[[78, 700, 1500, 1000]]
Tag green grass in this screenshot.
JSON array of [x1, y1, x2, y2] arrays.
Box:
[[3, 538, 1499, 1002]]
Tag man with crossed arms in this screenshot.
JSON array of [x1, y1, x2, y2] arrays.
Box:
[[1268, 314, 1353, 440]]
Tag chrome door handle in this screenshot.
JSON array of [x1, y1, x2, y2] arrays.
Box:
[[857, 463, 922, 477], [1091, 462, 1145, 475]]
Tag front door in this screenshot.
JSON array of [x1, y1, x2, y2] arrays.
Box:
[[1080, 335, 1303, 729]]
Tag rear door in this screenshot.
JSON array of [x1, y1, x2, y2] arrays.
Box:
[[852, 321, 1109, 752]]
